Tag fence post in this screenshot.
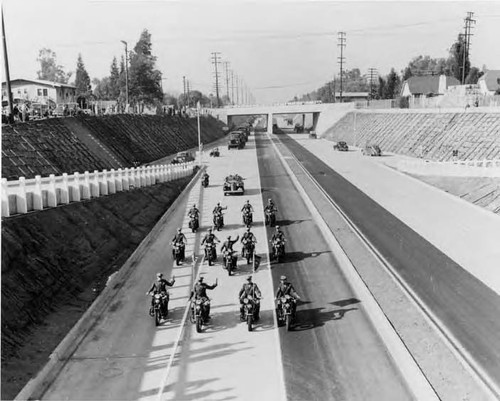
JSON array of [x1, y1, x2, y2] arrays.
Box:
[[73, 172, 82, 201], [123, 168, 130, 191], [82, 171, 91, 199], [1, 178, 10, 217], [92, 170, 100, 198], [116, 169, 123, 192], [15, 177, 28, 213], [100, 170, 109, 196], [145, 166, 152, 186], [61, 173, 70, 204], [33, 175, 43, 210], [109, 169, 116, 194], [47, 174, 57, 207]]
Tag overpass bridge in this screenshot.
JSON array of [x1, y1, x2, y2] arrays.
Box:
[[206, 102, 354, 135]]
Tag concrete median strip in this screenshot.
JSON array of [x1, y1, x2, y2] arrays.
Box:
[[266, 132, 440, 401], [15, 167, 206, 401]]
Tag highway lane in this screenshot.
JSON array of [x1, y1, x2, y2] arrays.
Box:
[[278, 134, 500, 392], [255, 132, 414, 401]]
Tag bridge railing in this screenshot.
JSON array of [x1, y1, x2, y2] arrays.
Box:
[[1, 162, 196, 218]]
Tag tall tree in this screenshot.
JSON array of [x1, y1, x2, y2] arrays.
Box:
[[109, 57, 121, 100], [377, 76, 386, 99], [448, 34, 469, 83], [402, 55, 449, 79], [383, 68, 401, 99], [92, 77, 112, 100], [128, 29, 163, 105], [465, 67, 483, 85], [74, 54, 91, 97], [36, 48, 71, 83]]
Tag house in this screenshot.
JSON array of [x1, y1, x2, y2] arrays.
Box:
[[477, 70, 500, 95], [1, 78, 77, 106], [334, 92, 369, 102], [400, 75, 460, 97]]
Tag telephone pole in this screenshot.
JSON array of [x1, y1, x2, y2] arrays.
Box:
[[186, 79, 191, 107], [183, 76, 186, 102], [337, 32, 346, 103], [235, 74, 239, 105], [231, 70, 235, 105], [461, 11, 476, 84], [368, 68, 378, 99], [223, 61, 230, 104], [120, 40, 129, 110], [211, 52, 221, 107]]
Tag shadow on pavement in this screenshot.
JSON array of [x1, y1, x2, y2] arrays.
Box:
[[292, 305, 359, 331], [280, 250, 332, 263]]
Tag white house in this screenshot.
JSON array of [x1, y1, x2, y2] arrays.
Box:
[[400, 75, 460, 97], [477, 70, 500, 95], [1, 78, 77, 105]]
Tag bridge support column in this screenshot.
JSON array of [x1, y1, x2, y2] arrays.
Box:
[[267, 113, 273, 134], [312, 112, 320, 131]]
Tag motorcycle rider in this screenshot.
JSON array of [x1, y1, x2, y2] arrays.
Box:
[[241, 227, 257, 258], [241, 200, 254, 225], [221, 235, 240, 268], [188, 204, 200, 229], [239, 275, 262, 321], [264, 198, 278, 224], [189, 276, 218, 320], [202, 172, 210, 185], [201, 228, 220, 259], [271, 225, 286, 256], [275, 275, 301, 316], [146, 273, 176, 315], [171, 228, 187, 260], [212, 202, 227, 227]]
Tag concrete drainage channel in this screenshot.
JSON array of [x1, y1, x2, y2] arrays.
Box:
[[266, 132, 499, 401]]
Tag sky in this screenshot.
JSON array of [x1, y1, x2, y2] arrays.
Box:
[[2, 0, 500, 104]]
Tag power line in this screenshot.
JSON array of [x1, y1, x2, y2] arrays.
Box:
[[461, 11, 476, 84]]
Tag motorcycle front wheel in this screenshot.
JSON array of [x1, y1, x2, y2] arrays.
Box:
[[155, 309, 161, 326], [196, 316, 202, 333], [247, 315, 253, 332], [286, 314, 292, 331]]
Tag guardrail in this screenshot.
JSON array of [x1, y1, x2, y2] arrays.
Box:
[[394, 158, 500, 177], [1, 162, 196, 218]]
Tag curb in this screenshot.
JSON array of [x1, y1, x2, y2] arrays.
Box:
[[15, 167, 206, 401], [266, 133, 439, 401]]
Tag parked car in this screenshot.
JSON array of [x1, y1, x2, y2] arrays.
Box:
[[362, 144, 382, 156], [171, 151, 195, 164], [223, 174, 245, 195], [333, 141, 349, 151]]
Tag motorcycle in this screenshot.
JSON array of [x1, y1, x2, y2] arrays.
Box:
[[271, 238, 285, 263], [189, 215, 199, 233], [241, 239, 255, 264], [172, 243, 184, 266], [242, 210, 253, 226], [276, 294, 295, 331], [190, 297, 210, 333], [241, 294, 260, 332], [222, 250, 237, 275], [204, 243, 217, 266], [202, 175, 209, 188], [149, 291, 169, 326], [213, 213, 224, 231], [265, 209, 276, 226]]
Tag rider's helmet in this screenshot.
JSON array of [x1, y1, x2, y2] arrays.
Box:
[[227, 235, 231, 240], [280, 275, 287, 281], [193, 204, 196, 208], [246, 275, 252, 282], [217, 202, 220, 206], [276, 225, 280, 230], [157, 273, 163, 278], [246, 199, 250, 204], [246, 227, 251, 232], [198, 276, 204, 282], [268, 198, 272, 203], [208, 228, 212, 232], [177, 228, 182, 233]]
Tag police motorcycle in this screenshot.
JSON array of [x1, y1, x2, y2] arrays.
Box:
[[242, 209, 253, 226], [276, 294, 296, 331], [172, 241, 185, 266], [190, 297, 211, 333], [241, 294, 261, 332], [189, 214, 199, 233], [149, 291, 170, 326], [271, 237, 285, 263], [265, 207, 277, 226], [202, 173, 209, 188], [213, 211, 224, 231], [241, 238, 255, 265], [204, 243, 217, 266], [222, 250, 237, 276]]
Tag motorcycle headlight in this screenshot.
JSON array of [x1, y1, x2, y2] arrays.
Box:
[[155, 294, 161, 300], [243, 298, 249, 304], [196, 305, 201, 310], [196, 299, 202, 305]]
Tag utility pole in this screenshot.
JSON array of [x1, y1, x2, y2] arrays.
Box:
[[211, 52, 221, 107], [461, 11, 476, 84], [235, 74, 239, 105], [2, 6, 13, 120], [183, 75, 186, 100], [186, 79, 191, 108], [337, 32, 346, 103], [120, 40, 129, 111], [368, 68, 378, 100], [231, 70, 235, 105], [223, 61, 230, 105]]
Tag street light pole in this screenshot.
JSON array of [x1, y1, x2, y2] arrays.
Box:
[[120, 40, 129, 112]]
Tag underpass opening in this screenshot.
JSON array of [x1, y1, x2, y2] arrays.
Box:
[[271, 112, 317, 134]]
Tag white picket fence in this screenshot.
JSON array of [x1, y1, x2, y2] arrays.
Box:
[[394, 158, 500, 177], [1, 162, 196, 217]]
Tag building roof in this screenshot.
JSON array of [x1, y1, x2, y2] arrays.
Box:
[[477, 70, 500, 92], [1, 78, 76, 89], [405, 75, 460, 95]]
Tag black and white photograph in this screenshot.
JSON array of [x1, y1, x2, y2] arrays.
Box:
[[1, 0, 500, 400]]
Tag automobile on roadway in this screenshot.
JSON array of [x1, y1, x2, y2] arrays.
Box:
[[334, 141, 349, 151], [223, 174, 245, 195]]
